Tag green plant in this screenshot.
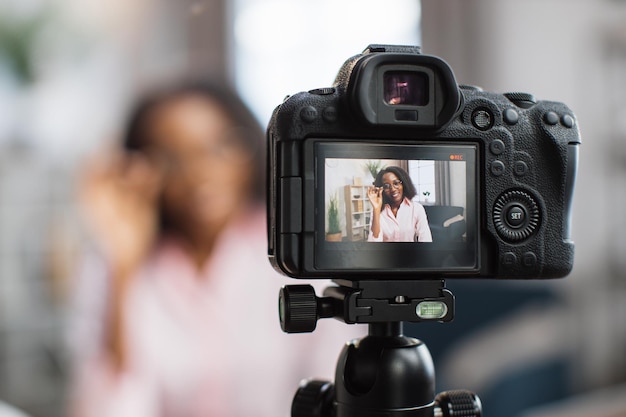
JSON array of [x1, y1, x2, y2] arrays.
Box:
[[0, 11, 51, 85], [363, 160, 386, 180], [423, 191, 431, 198], [327, 194, 341, 234]]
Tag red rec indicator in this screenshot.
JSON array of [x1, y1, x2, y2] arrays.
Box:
[[449, 154, 465, 161]]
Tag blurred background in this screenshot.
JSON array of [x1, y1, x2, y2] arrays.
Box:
[[0, 0, 624, 416]]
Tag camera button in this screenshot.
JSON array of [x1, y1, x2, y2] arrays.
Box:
[[502, 252, 518, 267], [490, 160, 506, 176], [561, 114, 575, 128], [493, 190, 540, 242], [322, 106, 337, 123], [300, 106, 318, 123], [544, 111, 559, 125], [513, 161, 528, 177], [490, 140, 505, 155], [505, 204, 526, 228], [503, 108, 519, 125], [522, 252, 538, 268]]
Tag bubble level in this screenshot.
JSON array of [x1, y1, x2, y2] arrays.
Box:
[[416, 301, 448, 320]]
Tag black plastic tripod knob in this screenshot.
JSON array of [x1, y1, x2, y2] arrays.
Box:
[[279, 285, 319, 333], [434, 390, 482, 417], [292, 379, 335, 417]]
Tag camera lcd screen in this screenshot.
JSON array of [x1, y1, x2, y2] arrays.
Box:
[[316, 142, 479, 274]]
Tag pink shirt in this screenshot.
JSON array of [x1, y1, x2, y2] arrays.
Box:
[[69, 208, 364, 417], [368, 198, 432, 242]]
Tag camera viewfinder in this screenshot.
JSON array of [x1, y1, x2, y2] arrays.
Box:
[[383, 71, 429, 106]]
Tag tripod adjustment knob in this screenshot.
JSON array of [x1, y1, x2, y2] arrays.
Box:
[[434, 390, 482, 417], [291, 379, 335, 417], [279, 285, 319, 333]]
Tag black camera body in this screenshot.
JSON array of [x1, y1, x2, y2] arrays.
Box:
[[267, 45, 580, 281]]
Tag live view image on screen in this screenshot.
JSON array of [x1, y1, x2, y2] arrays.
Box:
[[324, 156, 468, 244], [315, 142, 478, 273]]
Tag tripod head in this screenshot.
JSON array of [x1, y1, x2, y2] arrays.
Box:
[[279, 280, 453, 333], [279, 280, 482, 417]]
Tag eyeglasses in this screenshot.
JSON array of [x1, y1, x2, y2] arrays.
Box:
[[145, 135, 254, 177], [381, 180, 403, 190]]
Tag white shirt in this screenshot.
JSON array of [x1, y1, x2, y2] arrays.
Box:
[[368, 197, 432, 242], [69, 208, 365, 417]]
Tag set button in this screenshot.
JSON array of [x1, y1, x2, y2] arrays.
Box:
[[493, 190, 540, 242], [505, 204, 526, 228]]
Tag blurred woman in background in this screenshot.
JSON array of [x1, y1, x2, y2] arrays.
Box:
[[68, 81, 358, 417]]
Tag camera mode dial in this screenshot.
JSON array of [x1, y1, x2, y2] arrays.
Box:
[[503, 92, 537, 109], [493, 190, 540, 242]]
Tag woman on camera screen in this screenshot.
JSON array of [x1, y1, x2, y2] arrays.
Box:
[[367, 166, 432, 242]]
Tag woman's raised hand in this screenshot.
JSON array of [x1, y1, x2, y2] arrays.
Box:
[[367, 186, 383, 212], [78, 149, 164, 276]]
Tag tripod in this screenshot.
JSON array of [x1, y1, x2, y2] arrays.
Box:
[[280, 280, 482, 417]]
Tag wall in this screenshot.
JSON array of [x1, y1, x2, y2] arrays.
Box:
[[423, 0, 626, 393], [0, 1, 230, 415]]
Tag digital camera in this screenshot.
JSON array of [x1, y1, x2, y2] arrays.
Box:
[[267, 45, 580, 280]]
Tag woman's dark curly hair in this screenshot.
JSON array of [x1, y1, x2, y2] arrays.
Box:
[[122, 80, 265, 203], [373, 166, 418, 205]]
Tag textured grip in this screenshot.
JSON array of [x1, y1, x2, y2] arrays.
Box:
[[279, 285, 319, 333], [435, 390, 482, 417], [291, 380, 335, 417]]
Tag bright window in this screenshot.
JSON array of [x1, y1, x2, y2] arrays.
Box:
[[232, 0, 422, 124]]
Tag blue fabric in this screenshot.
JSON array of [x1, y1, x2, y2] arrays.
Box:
[[405, 280, 570, 417]]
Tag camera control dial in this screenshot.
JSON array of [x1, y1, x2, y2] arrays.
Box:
[[493, 190, 540, 242], [503, 92, 537, 109]]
